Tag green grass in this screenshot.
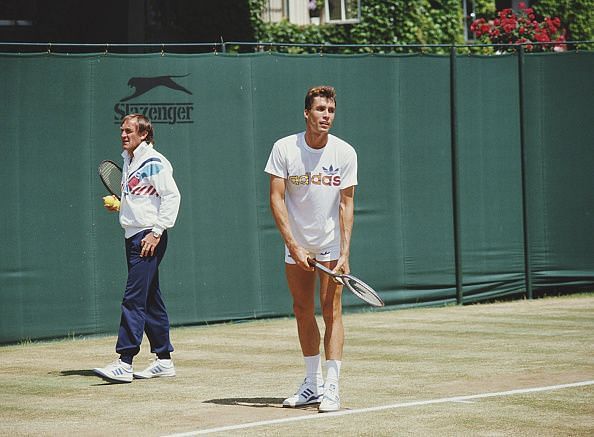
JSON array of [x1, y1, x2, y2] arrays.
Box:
[[0, 295, 592, 436]]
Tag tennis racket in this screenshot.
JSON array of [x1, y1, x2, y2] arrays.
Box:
[[308, 259, 385, 307], [98, 160, 123, 200]]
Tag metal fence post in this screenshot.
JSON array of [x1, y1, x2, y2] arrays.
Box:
[[450, 45, 464, 305], [518, 45, 534, 299]]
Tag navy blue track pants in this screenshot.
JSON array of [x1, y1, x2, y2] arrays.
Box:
[[116, 229, 174, 358]]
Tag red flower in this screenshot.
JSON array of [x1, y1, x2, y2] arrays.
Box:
[[534, 31, 550, 42], [503, 23, 516, 33], [471, 6, 566, 53]]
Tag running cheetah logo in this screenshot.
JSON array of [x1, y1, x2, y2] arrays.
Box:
[[121, 74, 192, 102]]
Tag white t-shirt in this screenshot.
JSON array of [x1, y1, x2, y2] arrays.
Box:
[[265, 131, 358, 249]]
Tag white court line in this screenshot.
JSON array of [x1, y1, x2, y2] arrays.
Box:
[[163, 380, 594, 436]]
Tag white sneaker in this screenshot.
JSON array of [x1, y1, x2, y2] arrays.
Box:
[[319, 382, 340, 412], [283, 378, 324, 407], [93, 359, 133, 383], [133, 359, 176, 379]]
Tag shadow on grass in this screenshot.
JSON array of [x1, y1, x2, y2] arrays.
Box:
[[204, 397, 301, 409], [55, 369, 131, 386], [58, 369, 96, 377]]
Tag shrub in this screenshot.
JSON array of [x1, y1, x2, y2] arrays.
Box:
[[470, 2, 567, 52]]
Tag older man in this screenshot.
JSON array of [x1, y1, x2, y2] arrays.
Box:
[[94, 114, 181, 383]]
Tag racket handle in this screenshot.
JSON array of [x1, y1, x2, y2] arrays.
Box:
[[308, 259, 342, 282], [308, 258, 329, 272]]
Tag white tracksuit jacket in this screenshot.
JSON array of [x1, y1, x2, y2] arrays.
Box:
[[119, 141, 181, 239]]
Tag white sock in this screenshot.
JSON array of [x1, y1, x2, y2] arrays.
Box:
[[304, 354, 323, 386], [325, 360, 342, 385]]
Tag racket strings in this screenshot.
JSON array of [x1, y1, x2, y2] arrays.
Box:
[[345, 277, 384, 307], [99, 162, 123, 196], [346, 278, 372, 296]]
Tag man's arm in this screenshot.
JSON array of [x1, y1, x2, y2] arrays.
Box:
[[152, 165, 181, 236], [269, 174, 313, 271], [335, 185, 355, 274], [142, 164, 181, 257]]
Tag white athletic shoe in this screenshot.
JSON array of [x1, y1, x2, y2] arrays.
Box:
[[93, 359, 133, 383], [133, 359, 176, 379], [283, 378, 324, 407], [319, 382, 340, 412]]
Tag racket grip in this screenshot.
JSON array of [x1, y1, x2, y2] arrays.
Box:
[[332, 276, 345, 285]]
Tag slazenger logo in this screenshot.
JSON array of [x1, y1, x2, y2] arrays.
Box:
[[113, 74, 194, 125], [289, 165, 341, 187]]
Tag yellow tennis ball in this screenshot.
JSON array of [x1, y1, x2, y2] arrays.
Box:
[[103, 195, 116, 207]]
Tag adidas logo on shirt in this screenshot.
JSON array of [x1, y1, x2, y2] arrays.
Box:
[[289, 170, 341, 187]]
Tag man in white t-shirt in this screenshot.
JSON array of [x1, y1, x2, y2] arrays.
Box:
[[265, 86, 357, 412]]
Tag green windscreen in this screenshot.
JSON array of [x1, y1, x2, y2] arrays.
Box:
[[1, 51, 592, 343]]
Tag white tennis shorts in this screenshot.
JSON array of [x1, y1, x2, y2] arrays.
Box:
[[285, 245, 340, 265]]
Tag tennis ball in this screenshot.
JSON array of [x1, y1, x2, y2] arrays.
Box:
[[103, 195, 119, 209]]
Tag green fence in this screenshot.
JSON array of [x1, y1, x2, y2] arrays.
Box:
[[1, 50, 593, 343]]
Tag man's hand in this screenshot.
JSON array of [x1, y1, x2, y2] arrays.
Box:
[[332, 255, 350, 276], [289, 246, 315, 271], [140, 233, 160, 257]]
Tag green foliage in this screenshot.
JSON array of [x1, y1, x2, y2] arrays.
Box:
[[251, 20, 350, 54], [248, 0, 267, 40], [473, 0, 496, 16], [428, 0, 466, 45], [247, 0, 592, 53], [250, 0, 465, 53], [533, 0, 594, 45]]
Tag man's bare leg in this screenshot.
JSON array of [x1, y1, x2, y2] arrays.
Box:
[[318, 260, 343, 412], [286, 263, 320, 356], [283, 263, 324, 407]]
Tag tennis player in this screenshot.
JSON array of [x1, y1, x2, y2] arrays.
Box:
[[94, 114, 181, 383], [265, 86, 357, 412]]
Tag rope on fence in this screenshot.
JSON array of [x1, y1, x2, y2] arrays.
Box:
[[0, 40, 593, 54]]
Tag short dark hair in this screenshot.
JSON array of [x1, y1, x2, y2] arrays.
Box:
[[121, 113, 154, 144], [304, 85, 336, 110]]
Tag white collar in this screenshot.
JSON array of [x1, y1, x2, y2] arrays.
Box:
[[122, 141, 153, 162]]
